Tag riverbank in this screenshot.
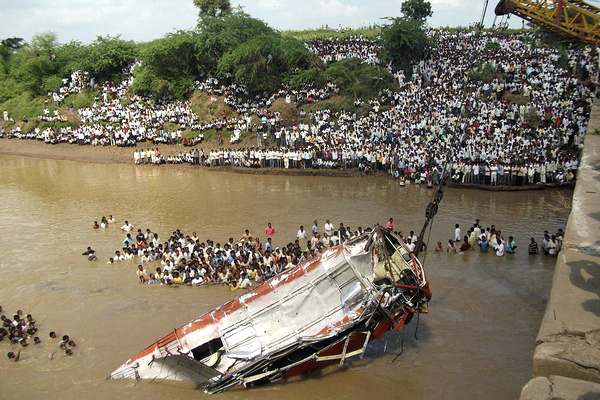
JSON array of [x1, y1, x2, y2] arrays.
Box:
[[0, 138, 577, 189], [0, 139, 370, 177], [0, 139, 135, 164]]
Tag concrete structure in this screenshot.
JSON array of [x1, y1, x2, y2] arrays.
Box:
[[521, 376, 600, 400], [520, 100, 600, 399]]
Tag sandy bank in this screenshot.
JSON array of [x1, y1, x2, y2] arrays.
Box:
[[0, 139, 135, 164], [0, 139, 366, 176]]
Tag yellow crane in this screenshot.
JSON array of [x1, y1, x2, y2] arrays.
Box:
[[495, 0, 600, 45]]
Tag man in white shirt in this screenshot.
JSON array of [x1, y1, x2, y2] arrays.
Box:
[[121, 221, 133, 233], [473, 224, 481, 239], [494, 240, 505, 257], [324, 220, 334, 237], [454, 224, 461, 242], [311, 220, 319, 236], [239, 273, 251, 289], [297, 226, 307, 241]]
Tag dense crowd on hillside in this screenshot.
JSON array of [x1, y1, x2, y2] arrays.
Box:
[[306, 35, 382, 65], [142, 32, 596, 186], [195, 77, 339, 114], [1, 30, 598, 187]]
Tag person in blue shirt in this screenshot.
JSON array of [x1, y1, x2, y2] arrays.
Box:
[[264, 238, 273, 253], [506, 236, 517, 254], [479, 236, 489, 253]]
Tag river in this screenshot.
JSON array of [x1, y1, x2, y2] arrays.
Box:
[[0, 155, 572, 400]]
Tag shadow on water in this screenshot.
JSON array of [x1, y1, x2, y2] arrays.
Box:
[[229, 320, 432, 393], [365, 319, 432, 359], [567, 259, 600, 317], [580, 391, 600, 400]]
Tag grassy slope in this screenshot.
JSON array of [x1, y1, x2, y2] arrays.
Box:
[[0, 88, 94, 130], [282, 26, 382, 41]]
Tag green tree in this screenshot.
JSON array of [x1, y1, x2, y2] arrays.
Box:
[[0, 38, 25, 76], [1, 37, 25, 51], [324, 59, 397, 100], [133, 31, 201, 99], [0, 33, 88, 101], [193, 0, 231, 17], [196, 11, 273, 73], [401, 0, 433, 23], [30, 32, 58, 57], [217, 34, 315, 95], [79, 36, 137, 82], [285, 67, 326, 90], [381, 17, 429, 72], [54, 40, 88, 74], [6, 33, 60, 95]]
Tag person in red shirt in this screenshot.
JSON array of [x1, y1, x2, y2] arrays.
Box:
[[385, 218, 395, 231], [264, 222, 275, 238]]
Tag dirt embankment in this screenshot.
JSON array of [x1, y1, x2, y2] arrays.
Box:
[[0, 139, 134, 164], [0, 139, 364, 177], [0, 138, 251, 165]]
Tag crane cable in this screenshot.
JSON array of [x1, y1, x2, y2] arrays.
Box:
[[414, 126, 469, 263], [480, 0, 490, 27]]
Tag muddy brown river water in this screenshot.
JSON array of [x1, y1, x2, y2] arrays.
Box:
[[0, 155, 573, 400]]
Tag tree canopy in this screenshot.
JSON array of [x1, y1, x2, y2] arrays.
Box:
[[401, 0, 433, 23], [193, 0, 231, 17], [324, 59, 397, 99], [79, 36, 138, 82], [196, 10, 274, 72], [381, 17, 430, 72], [0, 33, 138, 112], [133, 31, 200, 99], [1, 37, 25, 51], [217, 34, 315, 95]]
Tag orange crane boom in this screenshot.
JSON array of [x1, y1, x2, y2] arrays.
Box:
[[495, 0, 600, 44]]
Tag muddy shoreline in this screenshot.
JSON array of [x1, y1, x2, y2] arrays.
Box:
[[0, 139, 576, 189]]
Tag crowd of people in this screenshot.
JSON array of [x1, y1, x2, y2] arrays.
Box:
[[438, 220, 564, 257], [0, 307, 77, 362], [92, 215, 116, 230], [2, 31, 598, 187], [107, 219, 381, 289], [133, 32, 597, 187], [306, 35, 382, 65], [195, 77, 339, 114], [93, 214, 566, 290]]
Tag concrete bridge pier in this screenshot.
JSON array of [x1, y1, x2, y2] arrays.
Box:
[[519, 100, 600, 399]]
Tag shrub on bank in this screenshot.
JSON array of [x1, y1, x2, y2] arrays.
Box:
[[217, 33, 316, 95], [324, 59, 398, 100]]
